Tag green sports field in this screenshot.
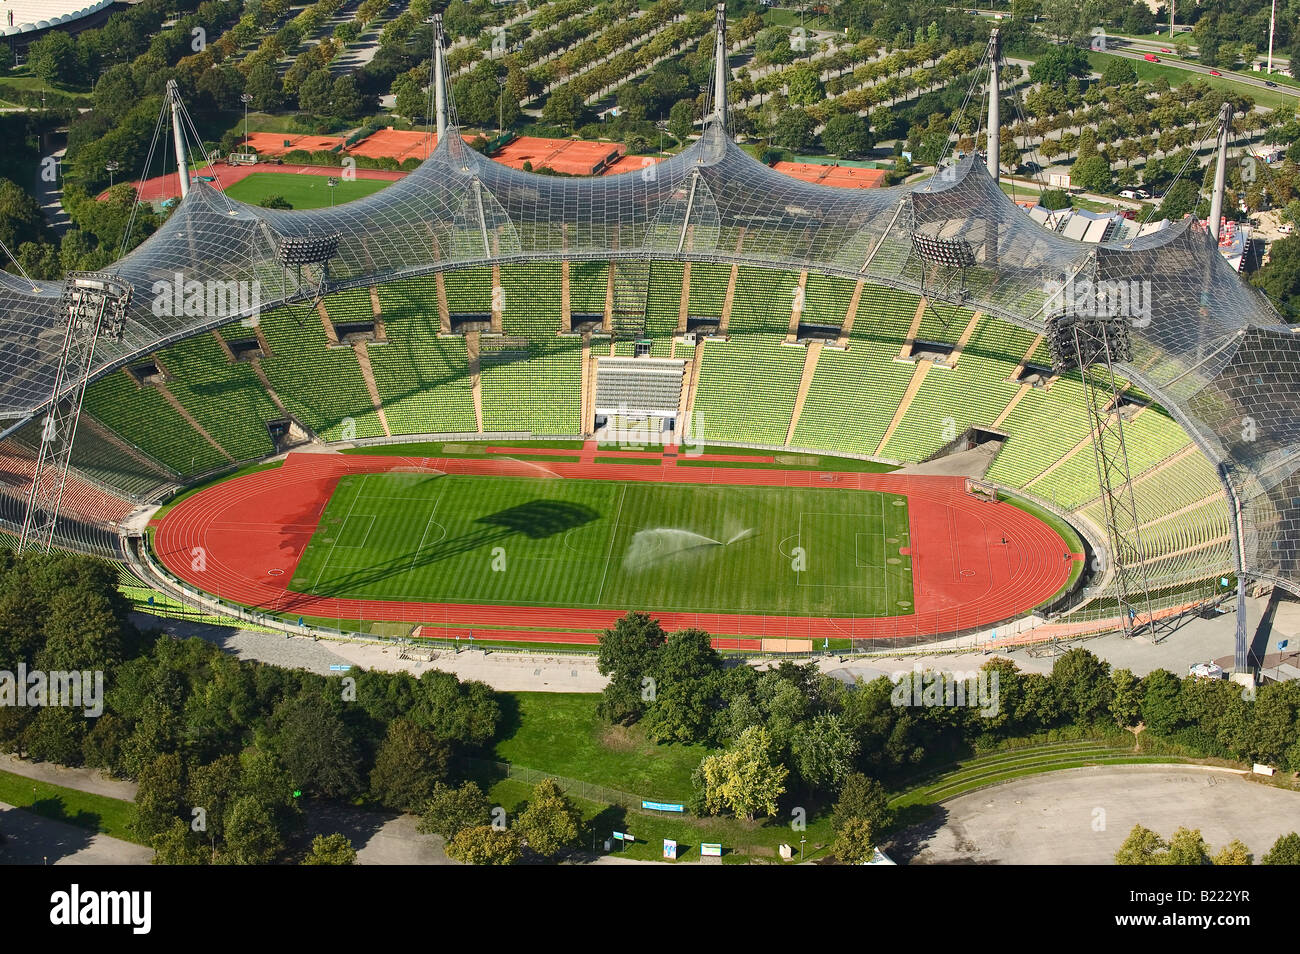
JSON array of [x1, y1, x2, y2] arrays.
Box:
[[222, 172, 393, 209], [288, 473, 915, 617]]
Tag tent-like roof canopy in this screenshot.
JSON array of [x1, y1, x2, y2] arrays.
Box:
[[1, 120, 1296, 590]]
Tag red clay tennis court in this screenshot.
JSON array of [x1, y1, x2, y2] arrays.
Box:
[[151, 449, 1080, 648]]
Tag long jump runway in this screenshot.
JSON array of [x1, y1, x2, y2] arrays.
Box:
[[151, 452, 1080, 644]]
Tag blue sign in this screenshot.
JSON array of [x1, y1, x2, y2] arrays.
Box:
[[641, 800, 685, 813], [1278, 640, 1289, 651], [329, 665, 352, 672], [147, 595, 154, 605]]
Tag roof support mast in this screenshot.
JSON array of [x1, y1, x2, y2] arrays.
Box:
[[712, 3, 728, 128], [1207, 103, 1232, 243], [986, 29, 999, 181], [167, 79, 189, 200], [434, 14, 449, 140]]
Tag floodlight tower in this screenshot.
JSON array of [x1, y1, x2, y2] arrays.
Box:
[[434, 13, 449, 141], [1046, 270, 1154, 638], [1207, 103, 1232, 243], [986, 29, 1000, 182], [167, 79, 190, 199], [19, 273, 132, 553]]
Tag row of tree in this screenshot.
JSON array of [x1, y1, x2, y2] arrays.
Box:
[[0, 551, 501, 864], [595, 612, 1300, 831]]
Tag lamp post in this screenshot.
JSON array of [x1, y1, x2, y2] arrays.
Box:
[[105, 160, 119, 190], [327, 176, 338, 206], [241, 92, 252, 149], [497, 73, 506, 134]]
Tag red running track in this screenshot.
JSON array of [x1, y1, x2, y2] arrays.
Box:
[[151, 452, 1081, 643]]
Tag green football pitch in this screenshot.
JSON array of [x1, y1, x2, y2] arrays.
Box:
[[288, 473, 915, 617], [222, 172, 393, 209]]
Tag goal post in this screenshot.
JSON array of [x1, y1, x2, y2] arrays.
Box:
[[964, 478, 998, 502]]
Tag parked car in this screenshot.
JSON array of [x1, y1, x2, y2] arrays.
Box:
[[1119, 189, 1139, 199]]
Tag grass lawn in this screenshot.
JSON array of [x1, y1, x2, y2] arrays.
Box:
[[493, 693, 708, 803], [490, 777, 834, 863], [1085, 51, 1295, 110], [288, 471, 915, 616], [222, 172, 394, 210], [0, 769, 142, 845]]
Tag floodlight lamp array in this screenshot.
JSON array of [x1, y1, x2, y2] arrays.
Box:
[[1046, 311, 1135, 372], [911, 231, 976, 268], [276, 233, 342, 266]]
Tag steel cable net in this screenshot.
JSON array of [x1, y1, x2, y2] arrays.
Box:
[[0, 123, 1295, 594]]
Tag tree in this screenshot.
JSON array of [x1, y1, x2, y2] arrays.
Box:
[[790, 712, 859, 792], [821, 113, 873, 159], [297, 69, 335, 115], [1115, 824, 1168, 865], [1071, 155, 1112, 193], [694, 725, 788, 820], [417, 781, 491, 841], [151, 819, 208, 865], [271, 695, 362, 799], [303, 833, 357, 865], [1159, 180, 1201, 220], [1101, 58, 1138, 87], [368, 718, 451, 812], [1262, 832, 1300, 865], [641, 627, 721, 744], [1028, 44, 1090, 86], [1110, 668, 1143, 728], [514, 779, 581, 858], [542, 87, 586, 133], [28, 31, 84, 87], [785, 66, 824, 106], [1050, 649, 1113, 725], [446, 825, 521, 865], [1253, 235, 1300, 321], [771, 107, 817, 152], [596, 612, 666, 725], [258, 195, 293, 210], [222, 795, 284, 865], [1165, 827, 1211, 865], [1211, 840, 1252, 866], [832, 817, 875, 865], [1139, 669, 1184, 735], [133, 753, 185, 843], [832, 773, 892, 835], [1039, 189, 1072, 211], [668, 99, 695, 145], [244, 59, 283, 112], [330, 76, 364, 121]]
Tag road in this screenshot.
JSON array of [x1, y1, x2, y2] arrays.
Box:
[[1103, 39, 1299, 99]]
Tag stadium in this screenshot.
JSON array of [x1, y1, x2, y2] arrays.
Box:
[[0, 11, 1295, 662]]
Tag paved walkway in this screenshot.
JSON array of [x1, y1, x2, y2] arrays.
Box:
[[0, 803, 152, 865]]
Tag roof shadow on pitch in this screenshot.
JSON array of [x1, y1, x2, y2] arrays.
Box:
[[475, 499, 599, 539], [281, 498, 599, 602]]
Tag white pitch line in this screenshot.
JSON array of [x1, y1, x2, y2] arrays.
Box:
[[594, 484, 628, 604], [311, 474, 367, 591], [409, 483, 448, 570]]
